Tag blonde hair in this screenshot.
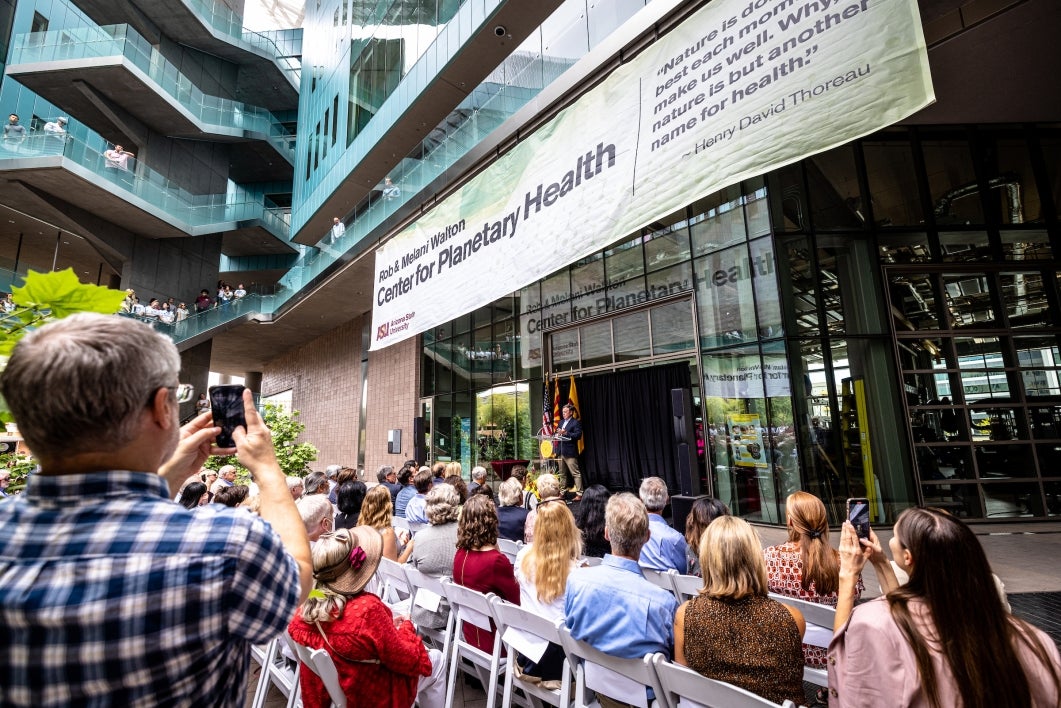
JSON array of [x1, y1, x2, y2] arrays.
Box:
[[604, 492, 649, 556], [360, 485, 393, 530], [698, 516, 768, 600], [520, 501, 582, 603], [300, 530, 356, 622], [536, 473, 561, 499], [498, 477, 523, 506], [444, 461, 462, 479]]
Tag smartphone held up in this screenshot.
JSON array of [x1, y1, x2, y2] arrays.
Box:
[[209, 385, 247, 448], [847, 497, 871, 540]]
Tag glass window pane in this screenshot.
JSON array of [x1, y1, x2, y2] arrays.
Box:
[[519, 282, 541, 313], [702, 346, 767, 401], [923, 139, 984, 225], [579, 320, 612, 368], [613, 310, 650, 362], [920, 482, 981, 518], [651, 299, 695, 355], [993, 137, 1041, 225], [571, 252, 605, 298], [778, 237, 821, 336], [944, 274, 995, 329], [550, 327, 579, 371], [863, 139, 924, 226], [939, 231, 990, 262], [1029, 406, 1061, 439], [745, 184, 771, 238], [1045, 481, 1061, 517], [694, 246, 758, 348], [604, 276, 647, 315], [891, 274, 940, 331], [969, 406, 1028, 442], [645, 262, 692, 303], [1001, 229, 1051, 261], [751, 237, 782, 339], [690, 185, 747, 255], [1000, 272, 1051, 328], [644, 222, 690, 273], [807, 145, 863, 229], [542, 269, 570, 307], [879, 232, 932, 263], [982, 482, 1044, 518], [605, 238, 644, 286]]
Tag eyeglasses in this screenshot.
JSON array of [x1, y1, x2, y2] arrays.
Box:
[[168, 384, 195, 404]]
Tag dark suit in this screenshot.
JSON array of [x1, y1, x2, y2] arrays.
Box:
[[556, 416, 583, 493]]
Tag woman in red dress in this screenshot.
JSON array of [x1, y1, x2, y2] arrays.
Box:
[[288, 527, 445, 708], [451, 494, 520, 652]]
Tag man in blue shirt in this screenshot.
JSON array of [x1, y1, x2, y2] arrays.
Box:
[[638, 476, 689, 573], [0, 314, 312, 706], [403, 467, 434, 525], [565, 492, 678, 661], [394, 466, 416, 517]]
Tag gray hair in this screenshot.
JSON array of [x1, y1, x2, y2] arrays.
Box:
[[0, 313, 180, 459], [536, 473, 561, 500], [471, 466, 487, 482], [376, 465, 394, 483], [298, 494, 332, 531], [426, 483, 460, 525], [286, 476, 304, 491], [498, 477, 523, 506], [304, 470, 328, 494], [639, 476, 669, 512], [325, 464, 341, 479], [606, 492, 650, 557]]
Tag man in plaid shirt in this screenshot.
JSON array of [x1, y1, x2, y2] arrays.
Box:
[[0, 313, 312, 706]]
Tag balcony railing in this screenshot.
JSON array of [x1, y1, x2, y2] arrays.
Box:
[[10, 25, 296, 160], [0, 132, 290, 239]]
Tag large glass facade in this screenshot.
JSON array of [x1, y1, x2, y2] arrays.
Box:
[[419, 123, 1061, 525]]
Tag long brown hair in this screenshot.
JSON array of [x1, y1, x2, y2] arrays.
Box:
[[359, 485, 392, 530], [456, 494, 498, 550], [785, 491, 838, 595], [888, 507, 1060, 708]]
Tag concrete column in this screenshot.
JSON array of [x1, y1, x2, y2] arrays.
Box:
[[244, 371, 262, 393]]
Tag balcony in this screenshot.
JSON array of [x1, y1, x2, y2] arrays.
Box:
[[65, 0, 299, 108], [6, 24, 294, 173], [0, 131, 295, 254]]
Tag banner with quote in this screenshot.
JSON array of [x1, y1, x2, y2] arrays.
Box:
[[371, 0, 933, 350]]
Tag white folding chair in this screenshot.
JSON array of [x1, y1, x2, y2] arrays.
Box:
[[287, 634, 347, 708], [403, 565, 455, 672], [250, 634, 301, 708], [578, 556, 603, 567], [671, 573, 702, 602], [393, 516, 411, 531], [640, 567, 680, 601], [498, 538, 523, 565], [491, 598, 573, 708], [768, 593, 836, 687], [651, 654, 797, 708], [377, 557, 413, 614], [557, 625, 665, 708], [250, 637, 278, 708], [441, 578, 506, 708]]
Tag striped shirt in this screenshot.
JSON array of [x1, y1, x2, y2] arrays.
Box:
[[0, 471, 300, 707]]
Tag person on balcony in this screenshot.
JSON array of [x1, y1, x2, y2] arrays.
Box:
[[103, 144, 134, 171], [3, 114, 26, 148]]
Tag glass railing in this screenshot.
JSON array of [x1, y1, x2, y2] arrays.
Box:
[[121, 294, 278, 343], [181, 0, 301, 86], [10, 25, 295, 162], [0, 132, 291, 239]]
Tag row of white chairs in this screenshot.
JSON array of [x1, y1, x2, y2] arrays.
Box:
[[250, 631, 350, 708], [642, 569, 834, 687]]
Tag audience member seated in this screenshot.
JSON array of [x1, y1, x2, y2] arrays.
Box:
[[496, 477, 529, 542], [287, 528, 446, 708], [831, 507, 1061, 707], [445, 474, 469, 506], [468, 466, 488, 495], [452, 495, 520, 652], [403, 468, 434, 526], [514, 498, 582, 682], [683, 497, 729, 576], [441, 462, 461, 487], [360, 485, 401, 561], [764, 491, 861, 668], [212, 484, 249, 508], [394, 468, 416, 518], [299, 494, 334, 542], [565, 492, 678, 661], [334, 480, 367, 530], [377, 465, 402, 503], [674, 516, 805, 706], [508, 465, 537, 510], [523, 473, 562, 544], [177, 481, 209, 509], [638, 476, 688, 572], [403, 484, 460, 629], [574, 484, 610, 558]]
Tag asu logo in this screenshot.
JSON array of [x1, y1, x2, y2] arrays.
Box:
[[376, 322, 389, 340]]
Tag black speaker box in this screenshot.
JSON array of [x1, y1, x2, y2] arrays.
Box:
[[670, 494, 707, 536]]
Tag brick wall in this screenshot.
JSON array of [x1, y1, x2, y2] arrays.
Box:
[[260, 315, 420, 473]]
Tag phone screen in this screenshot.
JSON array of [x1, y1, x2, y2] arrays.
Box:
[[847, 498, 871, 539], [209, 385, 247, 448]]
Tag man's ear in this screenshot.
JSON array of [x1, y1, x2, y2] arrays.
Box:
[[603, 526, 611, 542], [149, 387, 176, 430]]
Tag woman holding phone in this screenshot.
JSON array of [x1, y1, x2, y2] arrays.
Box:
[[830, 507, 1061, 706]]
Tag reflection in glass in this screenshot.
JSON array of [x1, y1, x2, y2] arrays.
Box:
[[982, 482, 1043, 517], [960, 370, 1010, 401], [923, 139, 983, 225], [605, 238, 645, 286], [613, 310, 650, 362], [920, 483, 981, 518], [644, 222, 690, 273], [650, 299, 695, 355], [571, 252, 605, 297], [690, 185, 747, 255], [890, 274, 939, 330], [750, 237, 782, 339], [939, 232, 990, 261], [879, 233, 931, 263], [550, 327, 579, 370], [1000, 272, 1049, 328], [807, 145, 863, 229], [944, 274, 994, 328], [646, 262, 693, 303], [1001, 230, 1051, 260], [541, 269, 570, 307], [1029, 406, 1061, 439], [694, 246, 758, 348], [968, 407, 1027, 441], [863, 139, 923, 226], [579, 320, 612, 368]]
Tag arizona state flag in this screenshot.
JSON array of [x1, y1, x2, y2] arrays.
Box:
[[568, 375, 584, 454], [552, 376, 562, 432]]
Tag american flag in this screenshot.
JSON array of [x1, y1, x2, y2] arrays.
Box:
[[541, 378, 553, 435]]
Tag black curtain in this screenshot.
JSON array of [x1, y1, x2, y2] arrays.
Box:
[[573, 362, 691, 493]]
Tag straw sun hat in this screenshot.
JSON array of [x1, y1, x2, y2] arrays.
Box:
[[312, 526, 383, 595]]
